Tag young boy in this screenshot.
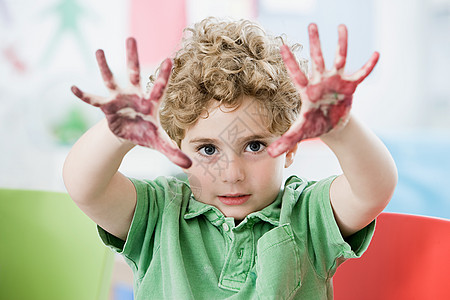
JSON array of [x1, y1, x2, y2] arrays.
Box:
[[64, 18, 397, 299]]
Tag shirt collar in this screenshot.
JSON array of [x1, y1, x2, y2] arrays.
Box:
[[184, 190, 283, 228], [184, 195, 225, 226]]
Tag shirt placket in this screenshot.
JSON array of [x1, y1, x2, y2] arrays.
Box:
[[218, 219, 255, 292]]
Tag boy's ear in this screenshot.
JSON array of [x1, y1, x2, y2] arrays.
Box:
[[284, 143, 299, 168]]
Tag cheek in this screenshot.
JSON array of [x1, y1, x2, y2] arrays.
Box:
[[185, 171, 205, 199], [249, 156, 284, 183], [185, 162, 218, 197]]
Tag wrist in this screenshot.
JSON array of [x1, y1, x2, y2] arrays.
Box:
[[320, 114, 352, 144], [99, 119, 136, 152], [116, 135, 136, 149]]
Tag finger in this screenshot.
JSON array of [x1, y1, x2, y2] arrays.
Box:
[[138, 128, 192, 168], [126, 37, 141, 87], [333, 24, 348, 72], [96, 50, 118, 91], [148, 58, 172, 103], [71, 85, 107, 107], [308, 23, 325, 75], [348, 51, 380, 84], [157, 140, 193, 169], [267, 117, 306, 157], [267, 132, 301, 158], [281, 45, 308, 88]]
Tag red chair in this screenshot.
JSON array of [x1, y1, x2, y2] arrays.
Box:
[[334, 212, 450, 300]]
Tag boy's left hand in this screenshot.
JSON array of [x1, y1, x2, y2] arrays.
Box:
[[268, 23, 379, 158]]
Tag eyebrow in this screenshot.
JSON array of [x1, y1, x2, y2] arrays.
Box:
[[188, 133, 274, 145]]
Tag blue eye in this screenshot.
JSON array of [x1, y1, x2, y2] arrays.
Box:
[[245, 141, 265, 153], [199, 145, 216, 156]]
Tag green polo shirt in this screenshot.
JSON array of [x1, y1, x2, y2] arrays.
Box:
[[98, 175, 375, 299]]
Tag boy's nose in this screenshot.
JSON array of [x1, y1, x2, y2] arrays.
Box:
[[219, 155, 245, 183]]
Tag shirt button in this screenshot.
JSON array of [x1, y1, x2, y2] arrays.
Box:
[[222, 223, 230, 232], [238, 249, 243, 259]]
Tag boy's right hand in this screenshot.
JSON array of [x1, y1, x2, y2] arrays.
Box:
[[71, 38, 192, 168]]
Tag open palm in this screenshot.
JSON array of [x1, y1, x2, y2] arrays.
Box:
[[268, 24, 379, 157], [71, 38, 192, 168]]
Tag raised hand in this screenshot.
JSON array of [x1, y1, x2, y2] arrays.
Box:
[[71, 38, 192, 168], [267, 24, 379, 158]]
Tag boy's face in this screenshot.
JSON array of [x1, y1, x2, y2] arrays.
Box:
[[180, 96, 297, 221]]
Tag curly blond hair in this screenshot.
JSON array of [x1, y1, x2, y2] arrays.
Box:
[[153, 17, 306, 146]]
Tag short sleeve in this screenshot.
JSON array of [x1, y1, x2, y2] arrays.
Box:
[[97, 177, 167, 273], [291, 176, 376, 279]]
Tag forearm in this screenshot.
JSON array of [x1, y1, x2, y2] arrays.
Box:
[[63, 119, 135, 204], [321, 116, 398, 207]]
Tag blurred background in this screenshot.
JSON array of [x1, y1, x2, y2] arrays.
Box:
[[1, 0, 449, 298]]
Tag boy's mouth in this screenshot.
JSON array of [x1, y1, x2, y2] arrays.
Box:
[[218, 194, 251, 205]]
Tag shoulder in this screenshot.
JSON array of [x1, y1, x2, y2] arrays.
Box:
[[283, 175, 337, 202], [130, 175, 190, 195], [280, 175, 339, 229], [130, 175, 192, 209]]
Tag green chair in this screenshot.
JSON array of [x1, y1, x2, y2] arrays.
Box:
[[0, 189, 114, 300]]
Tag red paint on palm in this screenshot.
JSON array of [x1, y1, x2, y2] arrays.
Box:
[[71, 38, 192, 168], [268, 24, 379, 157]]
